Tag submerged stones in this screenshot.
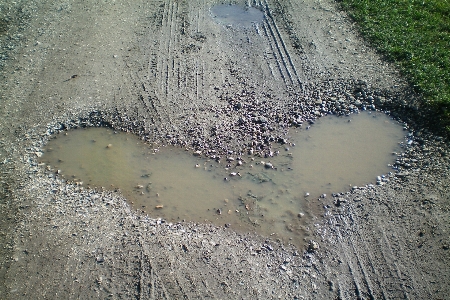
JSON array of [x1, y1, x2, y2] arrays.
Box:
[[264, 162, 273, 169]]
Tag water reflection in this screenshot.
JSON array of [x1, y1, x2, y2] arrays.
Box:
[[210, 4, 264, 27]]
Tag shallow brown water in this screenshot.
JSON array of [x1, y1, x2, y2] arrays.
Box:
[[210, 4, 264, 27], [41, 112, 404, 246]]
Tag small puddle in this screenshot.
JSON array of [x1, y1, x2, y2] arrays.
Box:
[[41, 112, 404, 247], [210, 4, 264, 27]]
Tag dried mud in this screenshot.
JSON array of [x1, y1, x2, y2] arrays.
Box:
[[0, 0, 449, 299]]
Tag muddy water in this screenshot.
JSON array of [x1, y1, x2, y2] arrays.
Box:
[[41, 112, 404, 247], [210, 4, 264, 27]]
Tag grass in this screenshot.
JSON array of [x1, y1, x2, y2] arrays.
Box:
[[338, 0, 450, 133]]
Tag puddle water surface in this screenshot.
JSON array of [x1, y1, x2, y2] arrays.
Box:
[[210, 4, 264, 27], [41, 112, 404, 247]]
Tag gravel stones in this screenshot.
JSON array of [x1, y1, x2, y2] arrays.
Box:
[[307, 240, 319, 253]]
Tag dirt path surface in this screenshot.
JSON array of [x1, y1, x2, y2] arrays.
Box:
[[0, 0, 448, 299]]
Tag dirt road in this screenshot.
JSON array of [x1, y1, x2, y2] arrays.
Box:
[[1, 0, 448, 298]]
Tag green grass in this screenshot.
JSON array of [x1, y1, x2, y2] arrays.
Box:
[[339, 0, 450, 133]]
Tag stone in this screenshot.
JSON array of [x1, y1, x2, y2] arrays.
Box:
[[307, 240, 319, 253], [264, 162, 273, 169], [264, 244, 274, 251], [396, 171, 410, 178]]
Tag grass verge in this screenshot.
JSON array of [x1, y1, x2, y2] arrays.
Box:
[[338, 0, 450, 134]]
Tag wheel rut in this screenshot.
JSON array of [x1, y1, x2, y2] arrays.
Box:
[[260, 0, 304, 89]]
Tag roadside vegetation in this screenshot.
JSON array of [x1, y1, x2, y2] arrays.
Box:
[[339, 0, 450, 134]]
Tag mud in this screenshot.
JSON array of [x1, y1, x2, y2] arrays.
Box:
[[0, 0, 449, 299]]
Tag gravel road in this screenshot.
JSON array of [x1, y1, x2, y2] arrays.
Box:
[[1, 0, 448, 299]]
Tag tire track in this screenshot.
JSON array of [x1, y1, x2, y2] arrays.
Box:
[[166, 1, 178, 102], [260, 21, 288, 85], [124, 60, 163, 127], [257, 0, 303, 89], [265, 2, 303, 87], [126, 0, 182, 135], [261, 7, 293, 86], [341, 216, 382, 300], [354, 229, 390, 299], [357, 209, 411, 299], [153, 0, 177, 103], [194, 1, 204, 105], [164, 0, 205, 113], [359, 198, 424, 299], [139, 238, 171, 300], [378, 228, 411, 299], [332, 216, 368, 300], [158, 0, 170, 99], [378, 200, 429, 299], [331, 214, 386, 299], [331, 202, 426, 300], [168, 240, 208, 299], [259, 0, 304, 90]]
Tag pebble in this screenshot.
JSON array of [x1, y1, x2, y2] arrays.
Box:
[[307, 240, 319, 253], [264, 244, 274, 251], [264, 162, 273, 169], [396, 171, 410, 178]]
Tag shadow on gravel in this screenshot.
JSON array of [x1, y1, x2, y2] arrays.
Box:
[[338, 80, 448, 140], [0, 18, 8, 36]]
